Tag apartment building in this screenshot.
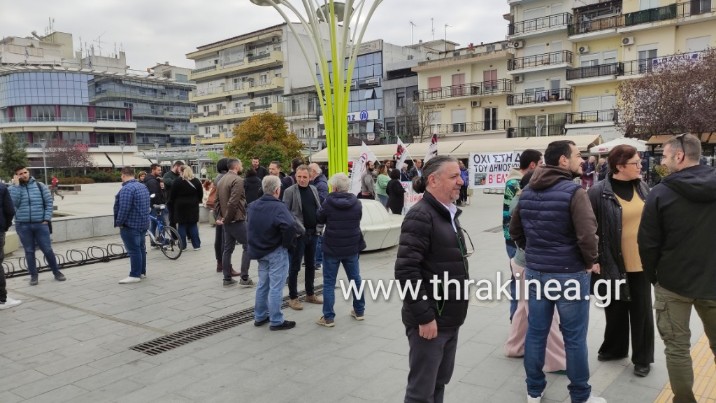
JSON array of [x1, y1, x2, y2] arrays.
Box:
[[505, 0, 716, 141], [412, 40, 514, 140], [186, 23, 332, 147]]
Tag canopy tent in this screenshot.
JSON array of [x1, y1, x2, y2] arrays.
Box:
[[310, 134, 602, 163], [589, 137, 647, 154], [90, 153, 154, 168]]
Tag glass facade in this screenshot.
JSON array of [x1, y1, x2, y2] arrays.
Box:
[[0, 72, 90, 108]]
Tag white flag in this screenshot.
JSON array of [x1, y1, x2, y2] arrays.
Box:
[[394, 138, 409, 171], [424, 133, 438, 163], [350, 142, 376, 195]]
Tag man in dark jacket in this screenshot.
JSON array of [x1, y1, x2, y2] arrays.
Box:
[[249, 175, 298, 331], [145, 164, 167, 247], [0, 182, 20, 309], [251, 157, 269, 180], [395, 156, 470, 403], [309, 163, 328, 270], [315, 173, 365, 327], [163, 160, 184, 228], [510, 140, 603, 403], [638, 134, 716, 402]]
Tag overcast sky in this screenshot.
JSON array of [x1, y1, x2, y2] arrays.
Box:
[[1, 1, 510, 72]]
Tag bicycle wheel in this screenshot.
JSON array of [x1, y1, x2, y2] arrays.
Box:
[[158, 226, 182, 260]]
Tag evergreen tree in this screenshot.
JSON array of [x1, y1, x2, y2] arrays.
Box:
[[0, 133, 28, 179]]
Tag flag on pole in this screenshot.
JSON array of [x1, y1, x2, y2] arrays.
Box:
[[350, 142, 377, 195], [394, 138, 409, 171], [424, 133, 438, 163]]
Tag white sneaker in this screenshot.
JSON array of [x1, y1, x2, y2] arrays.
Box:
[[140, 274, 147, 279], [0, 297, 22, 310], [119, 276, 141, 284], [586, 396, 607, 403], [193, 247, 201, 251], [527, 394, 543, 403]]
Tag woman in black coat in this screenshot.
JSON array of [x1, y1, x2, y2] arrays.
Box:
[[243, 168, 263, 206], [169, 166, 203, 250], [386, 168, 405, 214]]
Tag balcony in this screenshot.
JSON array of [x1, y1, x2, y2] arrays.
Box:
[[508, 50, 573, 73], [517, 124, 565, 137], [509, 13, 573, 38], [624, 3, 678, 26], [189, 77, 285, 103], [190, 51, 284, 81], [418, 79, 512, 102], [566, 62, 624, 83], [433, 120, 511, 135], [190, 103, 284, 124], [619, 50, 705, 77], [569, 14, 623, 37], [507, 88, 572, 108], [566, 109, 618, 126]]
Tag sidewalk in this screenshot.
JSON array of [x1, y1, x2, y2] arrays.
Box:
[[0, 184, 709, 402]]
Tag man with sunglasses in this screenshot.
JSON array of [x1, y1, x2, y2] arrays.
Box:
[[638, 133, 716, 403]]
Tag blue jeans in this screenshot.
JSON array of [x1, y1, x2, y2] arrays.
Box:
[[288, 233, 317, 299], [315, 235, 323, 266], [377, 194, 388, 207], [322, 253, 365, 320], [506, 241, 518, 321], [120, 227, 146, 278], [254, 247, 290, 326], [178, 222, 200, 249], [15, 222, 60, 277], [524, 268, 591, 402]]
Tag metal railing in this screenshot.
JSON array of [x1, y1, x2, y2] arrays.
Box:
[[507, 88, 572, 106], [0, 116, 131, 124], [517, 124, 565, 137], [247, 53, 271, 62], [566, 109, 618, 124], [508, 50, 573, 71], [432, 120, 511, 135], [509, 13, 573, 35], [569, 14, 622, 35], [624, 3, 678, 26], [418, 79, 512, 101], [191, 65, 216, 74], [566, 62, 624, 80], [620, 49, 708, 76], [249, 103, 272, 111]]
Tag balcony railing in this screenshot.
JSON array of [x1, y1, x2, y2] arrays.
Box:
[[566, 109, 618, 124], [508, 50, 573, 71], [509, 13, 573, 36], [569, 14, 622, 35], [624, 3, 678, 26], [418, 79, 512, 101], [621, 50, 708, 76], [566, 62, 624, 80], [247, 53, 271, 62], [433, 120, 511, 135], [191, 65, 216, 74], [0, 116, 131, 124], [250, 103, 273, 111], [517, 124, 565, 137], [507, 88, 572, 106]]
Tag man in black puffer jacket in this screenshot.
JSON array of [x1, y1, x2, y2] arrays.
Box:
[[395, 156, 470, 403]]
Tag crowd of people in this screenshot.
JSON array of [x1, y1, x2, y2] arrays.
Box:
[[1, 135, 714, 403]]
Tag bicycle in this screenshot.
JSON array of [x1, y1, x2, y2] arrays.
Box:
[[147, 203, 182, 260]]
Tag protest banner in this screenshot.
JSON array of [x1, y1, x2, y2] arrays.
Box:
[[469, 151, 521, 189]]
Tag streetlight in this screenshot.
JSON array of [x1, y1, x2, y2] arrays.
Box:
[[39, 136, 48, 184], [118, 140, 126, 168], [153, 141, 160, 164], [248, 0, 383, 178]]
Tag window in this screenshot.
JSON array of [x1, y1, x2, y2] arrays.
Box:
[[483, 69, 497, 92], [261, 96, 270, 105], [686, 36, 711, 51], [638, 48, 658, 73], [428, 76, 441, 98], [291, 99, 300, 113], [259, 74, 268, 85], [451, 109, 466, 133], [396, 92, 405, 108], [451, 73, 465, 97], [308, 98, 316, 114], [690, 0, 712, 15], [205, 127, 210, 134], [484, 108, 498, 130], [640, 0, 659, 10], [364, 89, 376, 100]]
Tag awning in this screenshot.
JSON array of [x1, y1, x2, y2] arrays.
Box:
[[589, 137, 647, 154], [406, 140, 463, 159], [645, 134, 678, 145], [90, 153, 154, 168], [521, 134, 602, 152]]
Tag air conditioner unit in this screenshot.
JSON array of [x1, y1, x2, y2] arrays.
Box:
[[471, 101, 481, 108], [350, 80, 358, 89], [622, 36, 635, 46], [578, 46, 590, 54], [364, 77, 380, 86], [514, 75, 524, 83], [513, 40, 524, 49]]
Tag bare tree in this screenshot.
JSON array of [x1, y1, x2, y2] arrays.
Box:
[[618, 49, 716, 138], [46, 140, 94, 176]]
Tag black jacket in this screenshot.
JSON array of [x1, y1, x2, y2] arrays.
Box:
[[0, 184, 15, 232], [247, 194, 298, 259], [386, 179, 405, 214], [638, 164, 716, 299], [394, 191, 469, 329], [317, 192, 365, 257], [588, 176, 649, 280], [169, 178, 203, 224], [244, 175, 263, 206], [144, 175, 165, 204]]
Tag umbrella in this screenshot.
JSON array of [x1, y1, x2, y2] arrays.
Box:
[[589, 137, 647, 154]]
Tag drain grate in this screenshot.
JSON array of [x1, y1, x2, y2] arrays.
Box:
[[130, 286, 323, 356], [483, 225, 503, 233]]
